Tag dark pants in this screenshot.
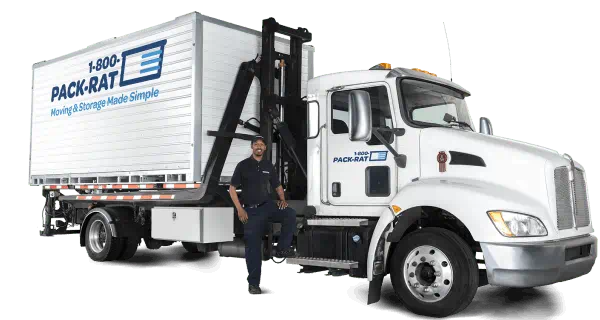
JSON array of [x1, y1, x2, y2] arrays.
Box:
[[243, 201, 296, 286]]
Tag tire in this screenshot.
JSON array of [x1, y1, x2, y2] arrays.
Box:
[[390, 227, 478, 317], [117, 237, 140, 260], [85, 214, 124, 261], [181, 242, 200, 253]]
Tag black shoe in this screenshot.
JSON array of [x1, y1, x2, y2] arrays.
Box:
[[274, 248, 296, 258], [248, 285, 262, 294]]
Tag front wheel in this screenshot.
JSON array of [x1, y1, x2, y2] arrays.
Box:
[[390, 227, 478, 317]]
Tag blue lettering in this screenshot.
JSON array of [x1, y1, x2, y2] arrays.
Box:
[[98, 74, 109, 92], [108, 71, 119, 89], [88, 76, 98, 93], [76, 79, 85, 96], [58, 84, 68, 101], [51, 87, 59, 102], [67, 82, 76, 98]]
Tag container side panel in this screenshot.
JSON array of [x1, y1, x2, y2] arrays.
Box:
[[30, 18, 196, 184]]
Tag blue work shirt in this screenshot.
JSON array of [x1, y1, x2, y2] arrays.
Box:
[[230, 156, 281, 206]]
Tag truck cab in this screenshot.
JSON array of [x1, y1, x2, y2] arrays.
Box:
[[302, 66, 596, 316]]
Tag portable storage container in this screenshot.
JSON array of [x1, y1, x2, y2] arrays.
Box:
[[29, 12, 314, 185]]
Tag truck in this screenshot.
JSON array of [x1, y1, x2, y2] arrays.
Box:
[[30, 12, 596, 317]]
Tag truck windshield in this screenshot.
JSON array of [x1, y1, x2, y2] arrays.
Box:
[[400, 79, 473, 129]]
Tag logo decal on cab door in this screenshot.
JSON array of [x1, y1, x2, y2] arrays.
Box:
[[333, 151, 388, 163]]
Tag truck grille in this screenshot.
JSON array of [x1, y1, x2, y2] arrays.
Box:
[[554, 166, 590, 230], [573, 169, 590, 227]]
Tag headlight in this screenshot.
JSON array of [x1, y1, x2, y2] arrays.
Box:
[[487, 211, 548, 237]]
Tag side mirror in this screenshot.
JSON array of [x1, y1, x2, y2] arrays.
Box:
[[443, 113, 456, 123], [348, 90, 372, 141], [479, 117, 493, 135]]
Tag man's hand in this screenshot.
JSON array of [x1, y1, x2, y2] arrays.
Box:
[[277, 200, 289, 209], [237, 208, 248, 223]]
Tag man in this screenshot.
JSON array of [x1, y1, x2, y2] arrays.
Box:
[[229, 135, 297, 295]]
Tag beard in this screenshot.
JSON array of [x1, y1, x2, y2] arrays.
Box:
[[253, 148, 264, 156]]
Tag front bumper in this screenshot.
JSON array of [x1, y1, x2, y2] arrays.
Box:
[[481, 235, 597, 287]]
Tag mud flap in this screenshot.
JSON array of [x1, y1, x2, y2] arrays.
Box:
[[367, 275, 384, 304]]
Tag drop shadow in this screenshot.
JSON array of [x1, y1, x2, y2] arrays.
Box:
[[88, 245, 280, 296], [344, 278, 568, 319], [88, 245, 224, 280]]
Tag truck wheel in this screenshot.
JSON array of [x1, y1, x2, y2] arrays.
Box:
[[181, 242, 200, 253], [85, 214, 124, 261], [390, 227, 478, 317], [117, 237, 140, 260]]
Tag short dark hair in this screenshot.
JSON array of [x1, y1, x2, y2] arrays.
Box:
[[251, 135, 266, 146]]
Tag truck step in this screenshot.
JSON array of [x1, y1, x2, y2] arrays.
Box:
[[286, 256, 358, 269], [306, 217, 369, 227]]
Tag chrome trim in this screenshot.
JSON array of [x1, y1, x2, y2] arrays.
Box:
[[563, 153, 578, 230], [88, 220, 107, 253], [479, 117, 493, 135], [348, 90, 372, 141], [403, 245, 453, 302]]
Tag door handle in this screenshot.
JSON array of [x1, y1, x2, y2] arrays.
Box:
[[332, 182, 341, 197]]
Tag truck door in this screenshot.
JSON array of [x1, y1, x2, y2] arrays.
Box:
[[326, 84, 397, 205]]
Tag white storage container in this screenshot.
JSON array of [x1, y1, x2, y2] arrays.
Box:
[[29, 12, 314, 185]]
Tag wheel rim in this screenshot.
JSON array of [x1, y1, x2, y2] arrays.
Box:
[[403, 245, 453, 302], [89, 220, 108, 253]]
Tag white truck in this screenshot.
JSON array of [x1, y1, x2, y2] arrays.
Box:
[[30, 12, 596, 317]]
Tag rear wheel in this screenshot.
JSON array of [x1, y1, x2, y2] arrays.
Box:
[[117, 237, 140, 260], [85, 214, 124, 261], [181, 242, 200, 253], [390, 227, 478, 317]]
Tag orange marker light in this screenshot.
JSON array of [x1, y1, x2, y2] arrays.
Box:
[[412, 68, 437, 77], [488, 211, 515, 237], [379, 63, 391, 69], [391, 205, 402, 214]]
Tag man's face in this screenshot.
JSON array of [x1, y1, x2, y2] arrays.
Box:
[[252, 140, 266, 157]]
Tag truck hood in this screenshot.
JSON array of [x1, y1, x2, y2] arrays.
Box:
[[418, 127, 566, 218]]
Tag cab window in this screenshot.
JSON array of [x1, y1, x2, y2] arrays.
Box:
[[330, 86, 393, 145]]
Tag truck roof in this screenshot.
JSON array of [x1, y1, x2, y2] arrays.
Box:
[[309, 67, 470, 97]]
